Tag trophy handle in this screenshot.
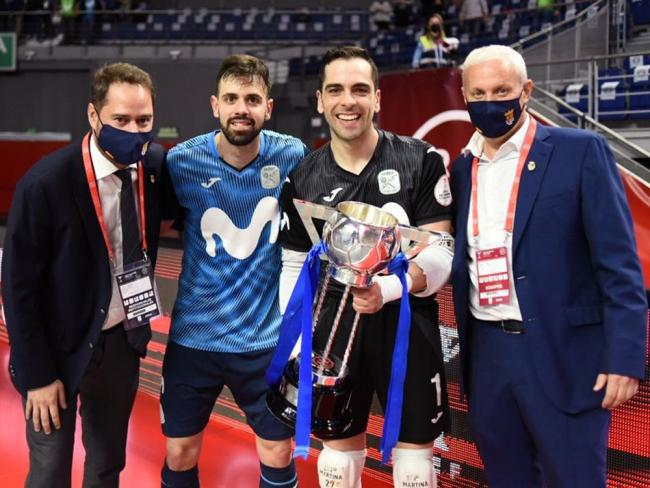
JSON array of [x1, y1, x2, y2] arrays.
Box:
[[397, 225, 454, 260], [294, 198, 336, 250]]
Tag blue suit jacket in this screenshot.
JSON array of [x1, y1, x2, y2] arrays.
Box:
[[2, 139, 176, 401], [450, 123, 648, 413]]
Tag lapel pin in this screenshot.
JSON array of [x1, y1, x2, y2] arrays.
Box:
[[149, 174, 156, 183], [527, 161, 536, 172]]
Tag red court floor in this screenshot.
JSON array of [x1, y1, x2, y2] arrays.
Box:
[[0, 342, 389, 487]]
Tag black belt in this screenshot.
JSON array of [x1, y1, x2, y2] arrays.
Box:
[[474, 318, 525, 334]]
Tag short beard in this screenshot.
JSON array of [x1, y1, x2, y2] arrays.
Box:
[[220, 118, 262, 146]]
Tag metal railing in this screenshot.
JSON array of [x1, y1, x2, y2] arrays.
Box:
[[530, 85, 650, 185], [524, 52, 650, 125]]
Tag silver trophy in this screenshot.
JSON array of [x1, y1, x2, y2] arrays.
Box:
[[267, 200, 448, 437]]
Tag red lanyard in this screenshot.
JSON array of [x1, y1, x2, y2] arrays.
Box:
[[81, 132, 148, 265], [470, 117, 537, 239]]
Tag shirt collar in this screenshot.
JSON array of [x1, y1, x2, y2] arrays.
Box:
[[89, 133, 137, 180], [463, 112, 530, 160]]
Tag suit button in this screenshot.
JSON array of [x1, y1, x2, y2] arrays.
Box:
[[100, 308, 106, 315], [89, 342, 94, 349]]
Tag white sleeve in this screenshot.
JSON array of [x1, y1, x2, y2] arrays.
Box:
[[280, 248, 308, 358], [411, 233, 455, 297], [279, 248, 308, 314]]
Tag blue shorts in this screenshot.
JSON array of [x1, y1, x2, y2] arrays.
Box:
[[160, 341, 294, 440]]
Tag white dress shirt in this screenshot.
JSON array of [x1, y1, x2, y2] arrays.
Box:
[[89, 134, 140, 330], [464, 114, 531, 321]]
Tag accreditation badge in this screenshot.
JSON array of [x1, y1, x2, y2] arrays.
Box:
[[115, 258, 161, 330], [476, 246, 511, 306]]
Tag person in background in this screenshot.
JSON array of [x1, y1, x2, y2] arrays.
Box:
[[392, 0, 414, 27], [412, 13, 459, 68], [459, 0, 488, 37], [370, 0, 393, 30], [450, 44, 647, 488]]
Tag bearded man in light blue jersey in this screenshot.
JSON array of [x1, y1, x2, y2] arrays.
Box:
[[161, 54, 308, 488]]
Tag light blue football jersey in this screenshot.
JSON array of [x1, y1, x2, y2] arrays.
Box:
[[167, 130, 307, 352]]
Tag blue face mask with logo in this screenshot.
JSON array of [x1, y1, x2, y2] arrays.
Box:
[[94, 111, 153, 165], [466, 93, 524, 139]]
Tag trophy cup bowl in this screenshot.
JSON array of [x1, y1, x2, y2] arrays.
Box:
[[322, 201, 401, 288], [267, 201, 401, 437]]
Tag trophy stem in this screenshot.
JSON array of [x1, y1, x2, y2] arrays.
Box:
[[312, 271, 331, 332], [340, 311, 361, 375], [317, 284, 351, 376]]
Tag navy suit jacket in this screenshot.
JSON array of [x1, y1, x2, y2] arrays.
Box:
[[450, 122, 648, 413], [2, 138, 175, 401]]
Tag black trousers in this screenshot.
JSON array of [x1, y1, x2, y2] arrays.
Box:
[[25, 325, 140, 488]]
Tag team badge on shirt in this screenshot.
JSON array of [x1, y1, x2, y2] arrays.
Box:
[[378, 169, 400, 195], [261, 165, 281, 189], [434, 174, 452, 207]]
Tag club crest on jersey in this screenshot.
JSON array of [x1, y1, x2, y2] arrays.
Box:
[[434, 174, 452, 207], [504, 108, 516, 126], [261, 165, 281, 189], [378, 169, 400, 195]]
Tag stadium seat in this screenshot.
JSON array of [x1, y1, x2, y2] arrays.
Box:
[[629, 65, 650, 120], [559, 83, 588, 123]]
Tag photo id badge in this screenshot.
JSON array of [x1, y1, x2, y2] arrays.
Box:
[[115, 259, 161, 330], [476, 247, 511, 306]]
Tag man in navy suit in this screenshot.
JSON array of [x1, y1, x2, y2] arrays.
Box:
[[2, 63, 174, 487], [450, 44, 647, 487]]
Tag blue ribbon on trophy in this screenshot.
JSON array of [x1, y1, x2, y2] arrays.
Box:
[[266, 242, 325, 459], [267, 200, 439, 464]]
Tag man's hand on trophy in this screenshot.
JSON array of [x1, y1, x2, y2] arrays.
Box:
[[351, 283, 386, 314], [353, 273, 416, 313]]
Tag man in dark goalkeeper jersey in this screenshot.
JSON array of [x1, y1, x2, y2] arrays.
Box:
[[278, 46, 454, 488]]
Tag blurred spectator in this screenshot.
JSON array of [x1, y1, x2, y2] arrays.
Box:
[[370, 0, 393, 30], [80, 0, 95, 44], [538, 0, 559, 24], [60, 0, 79, 43], [459, 0, 488, 37], [393, 0, 414, 27], [295, 7, 312, 24], [420, 0, 446, 21], [412, 13, 459, 68], [133, 0, 148, 23]]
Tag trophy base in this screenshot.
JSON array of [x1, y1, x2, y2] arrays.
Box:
[[266, 355, 353, 439]]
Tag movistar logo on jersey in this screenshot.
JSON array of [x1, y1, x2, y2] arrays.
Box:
[[200, 196, 280, 259]]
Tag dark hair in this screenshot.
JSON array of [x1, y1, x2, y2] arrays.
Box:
[[318, 46, 379, 89], [215, 54, 271, 95], [91, 63, 155, 111]]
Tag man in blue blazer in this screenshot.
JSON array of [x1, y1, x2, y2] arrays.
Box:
[[2, 63, 175, 487], [449, 45, 647, 487]]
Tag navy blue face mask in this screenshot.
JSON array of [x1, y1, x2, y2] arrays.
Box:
[[94, 111, 153, 165], [466, 93, 525, 139]]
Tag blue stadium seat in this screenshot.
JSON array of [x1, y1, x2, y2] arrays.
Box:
[[629, 65, 650, 120], [559, 83, 588, 123], [597, 78, 627, 121]]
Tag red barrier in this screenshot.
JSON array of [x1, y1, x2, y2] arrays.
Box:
[[0, 138, 70, 216]]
